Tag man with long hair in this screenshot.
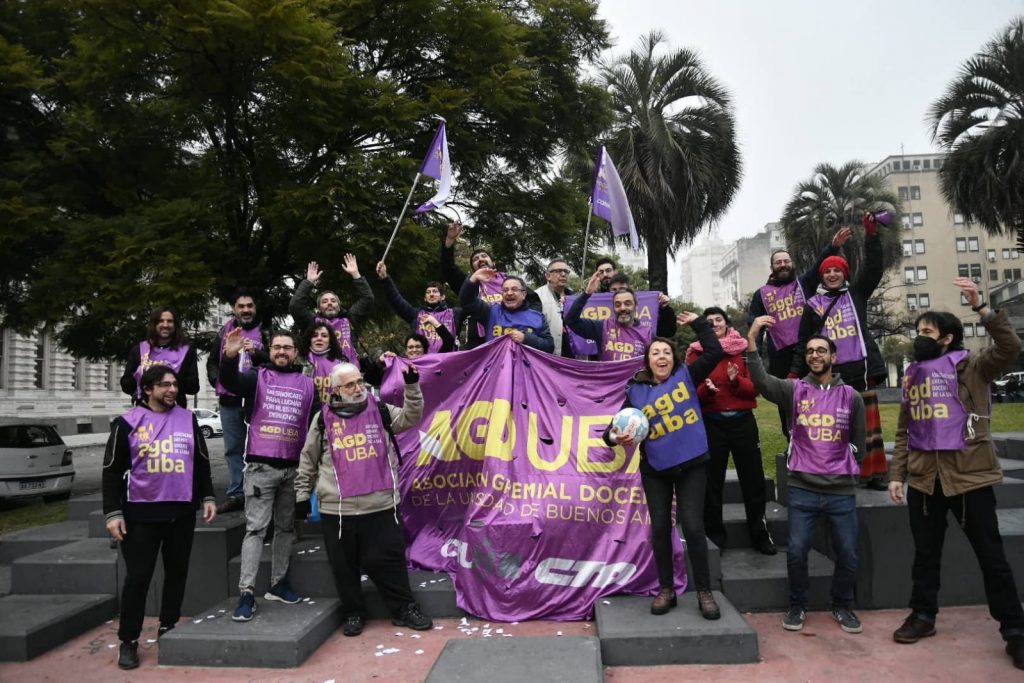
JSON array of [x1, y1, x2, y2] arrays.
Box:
[[120, 307, 199, 408]]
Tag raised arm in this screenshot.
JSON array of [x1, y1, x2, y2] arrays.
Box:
[[376, 261, 420, 324], [441, 222, 469, 293], [342, 253, 375, 324], [747, 315, 795, 406], [681, 312, 722, 384]]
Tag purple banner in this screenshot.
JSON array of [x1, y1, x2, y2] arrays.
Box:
[[563, 291, 661, 357], [379, 337, 685, 621]]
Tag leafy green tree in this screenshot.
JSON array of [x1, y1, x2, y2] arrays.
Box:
[[0, 0, 611, 359], [599, 30, 741, 294], [928, 16, 1024, 247], [780, 161, 903, 278]]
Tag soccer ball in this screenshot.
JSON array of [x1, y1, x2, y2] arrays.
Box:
[[611, 407, 650, 443]]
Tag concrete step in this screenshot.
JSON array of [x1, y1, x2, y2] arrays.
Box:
[[996, 477, 1024, 507], [67, 493, 103, 521], [426, 636, 603, 683], [0, 566, 9, 596], [158, 596, 342, 668], [724, 469, 775, 504], [993, 433, 1024, 460], [0, 593, 117, 661], [0, 520, 89, 564], [227, 539, 462, 618], [595, 591, 757, 665], [683, 536, 722, 592], [11, 539, 119, 596], [720, 546, 834, 612], [720, 501, 788, 549]]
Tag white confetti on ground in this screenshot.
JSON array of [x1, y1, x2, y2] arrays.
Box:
[[193, 619, 203, 624], [324, 679, 335, 683], [298, 550, 306, 555], [411, 634, 421, 639], [376, 644, 384, 650], [502, 634, 513, 638], [302, 597, 311, 602], [418, 583, 427, 588], [415, 649, 425, 655], [394, 632, 404, 636], [105, 620, 113, 624], [218, 609, 226, 613], [108, 643, 116, 649], [511, 622, 519, 626], [459, 617, 469, 627], [496, 628, 504, 634], [484, 623, 491, 628], [374, 652, 383, 657], [382, 648, 400, 654], [146, 639, 157, 644], [556, 631, 563, 636], [602, 600, 611, 605], [434, 626, 443, 630], [437, 578, 447, 582]]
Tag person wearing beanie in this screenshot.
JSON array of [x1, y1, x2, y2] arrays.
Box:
[[792, 211, 890, 489], [687, 307, 776, 556]]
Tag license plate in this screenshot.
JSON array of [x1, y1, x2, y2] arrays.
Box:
[[19, 480, 46, 491]]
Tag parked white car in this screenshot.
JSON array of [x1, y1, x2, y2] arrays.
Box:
[[0, 421, 75, 502], [194, 409, 223, 440]]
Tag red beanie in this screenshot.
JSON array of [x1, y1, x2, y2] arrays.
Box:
[[819, 255, 850, 280]]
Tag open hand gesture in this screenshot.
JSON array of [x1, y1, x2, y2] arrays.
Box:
[[342, 253, 360, 279], [223, 327, 245, 357], [471, 267, 497, 283], [306, 261, 322, 284], [954, 277, 981, 308], [832, 227, 853, 248], [726, 362, 739, 382], [676, 311, 698, 326], [445, 221, 463, 248]]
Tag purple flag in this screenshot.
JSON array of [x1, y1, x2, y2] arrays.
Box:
[[591, 146, 640, 250], [379, 337, 686, 621], [415, 122, 452, 214]]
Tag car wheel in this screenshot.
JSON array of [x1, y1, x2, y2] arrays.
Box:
[[201, 426, 214, 439], [43, 491, 72, 503]]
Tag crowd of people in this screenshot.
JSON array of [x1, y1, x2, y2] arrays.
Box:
[[103, 214, 1024, 671]]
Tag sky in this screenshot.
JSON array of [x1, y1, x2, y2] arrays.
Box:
[[597, 0, 1024, 247]]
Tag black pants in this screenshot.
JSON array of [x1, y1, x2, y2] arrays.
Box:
[[320, 509, 416, 619], [118, 513, 196, 642], [642, 461, 711, 591], [768, 347, 795, 439], [703, 413, 768, 549], [908, 482, 1024, 639]]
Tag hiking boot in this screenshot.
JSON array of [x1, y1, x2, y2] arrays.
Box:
[[752, 534, 778, 556], [650, 588, 677, 615], [343, 615, 365, 637], [783, 606, 806, 631], [265, 580, 302, 604], [1007, 635, 1024, 670], [216, 496, 244, 514], [832, 606, 863, 634], [893, 613, 936, 643], [697, 591, 721, 620], [392, 603, 433, 630], [117, 640, 139, 670], [232, 591, 257, 622]]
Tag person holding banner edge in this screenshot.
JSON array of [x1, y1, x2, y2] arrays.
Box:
[[604, 312, 724, 620], [460, 268, 554, 352]]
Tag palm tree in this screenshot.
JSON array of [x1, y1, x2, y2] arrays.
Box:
[[780, 161, 902, 278], [928, 17, 1024, 247], [600, 31, 740, 293]]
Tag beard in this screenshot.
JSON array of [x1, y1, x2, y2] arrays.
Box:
[[772, 267, 795, 284]]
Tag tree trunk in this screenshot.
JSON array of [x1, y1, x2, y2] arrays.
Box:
[[646, 228, 670, 295]]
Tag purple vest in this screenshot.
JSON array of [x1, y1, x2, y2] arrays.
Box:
[[759, 280, 805, 350], [476, 274, 507, 338], [324, 394, 395, 498], [806, 291, 866, 364], [317, 315, 360, 371], [133, 341, 190, 398], [306, 353, 342, 406], [626, 367, 708, 470], [487, 305, 545, 341], [599, 318, 649, 361], [904, 350, 970, 451], [124, 406, 195, 503], [215, 321, 264, 397], [788, 380, 859, 476], [246, 368, 315, 462], [416, 307, 457, 353]]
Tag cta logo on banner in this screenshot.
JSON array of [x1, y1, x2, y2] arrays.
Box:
[[379, 337, 686, 621], [563, 291, 661, 357]]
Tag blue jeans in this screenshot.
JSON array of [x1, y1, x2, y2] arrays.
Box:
[[787, 486, 859, 609], [220, 403, 246, 499]]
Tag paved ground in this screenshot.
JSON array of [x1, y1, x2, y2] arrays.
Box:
[[0, 606, 1017, 681]]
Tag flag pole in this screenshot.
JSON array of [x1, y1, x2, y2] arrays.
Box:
[[580, 200, 593, 276], [381, 173, 421, 263]]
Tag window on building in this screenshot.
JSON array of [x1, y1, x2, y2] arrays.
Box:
[[1015, 268, 1023, 280], [905, 267, 915, 283], [977, 324, 987, 337], [33, 332, 47, 389], [902, 161, 911, 170], [902, 215, 912, 230], [934, 158, 943, 169], [902, 240, 913, 257], [918, 293, 930, 308], [915, 239, 925, 254], [991, 269, 1000, 282], [105, 363, 116, 391], [0, 329, 4, 389], [1013, 250, 1021, 260], [913, 213, 924, 226], [906, 294, 918, 309], [954, 213, 965, 225], [988, 248, 997, 261], [964, 323, 975, 337], [968, 237, 980, 251], [898, 186, 909, 200], [958, 264, 969, 278], [1005, 268, 1014, 282], [923, 159, 931, 169], [70, 358, 79, 390], [956, 238, 967, 252], [970, 264, 982, 282], [1004, 248, 1012, 259], [916, 266, 927, 281], [910, 186, 921, 200]]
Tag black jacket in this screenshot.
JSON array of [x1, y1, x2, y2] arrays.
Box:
[[120, 342, 200, 408], [288, 276, 375, 342], [205, 320, 269, 407]]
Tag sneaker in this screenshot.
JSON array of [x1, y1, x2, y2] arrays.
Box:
[[232, 592, 257, 622], [697, 590, 721, 620], [157, 623, 175, 639], [1007, 635, 1024, 670], [782, 606, 806, 631], [343, 615, 365, 637], [217, 496, 244, 514], [893, 613, 936, 643], [392, 603, 433, 631], [117, 640, 139, 670], [265, 580, 302, 604], [832, 606, 863, 634]]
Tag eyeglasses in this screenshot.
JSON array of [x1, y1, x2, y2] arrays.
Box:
[[338, 379, 366, 391], [805, 347, 831, 356], [502, 287, 525, 294], [270, 344, 295, 351], [548, 268, 570, 275], [155, 381, 178, 388]]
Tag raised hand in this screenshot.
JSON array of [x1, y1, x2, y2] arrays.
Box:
[[470, 267, 497, 283], [306, 261, 322, 284], [223, 327, 245, 357], [832, 227, 853, 248], [445, 221, 463, 248], [953, 276, 981, 308], [422, 314, 440, 328], [726, 362, 739, 382], [342, 253, 360, 279], [658, 293, 671, 308], [585, 271, 602, 295], [676, 311, 698, 326], [376, 261, 388, 280]]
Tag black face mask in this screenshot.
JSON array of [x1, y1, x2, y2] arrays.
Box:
[[913, 335, 943, 362]]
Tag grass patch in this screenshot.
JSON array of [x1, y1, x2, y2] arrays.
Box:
[[0, 500, 69, 535]]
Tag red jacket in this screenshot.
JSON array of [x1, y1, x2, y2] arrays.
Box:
[[685, 329, 757, 414]]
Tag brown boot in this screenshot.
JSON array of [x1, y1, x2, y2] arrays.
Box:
[[698, 591, 721, 620], [650, 588, 677, 615]]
